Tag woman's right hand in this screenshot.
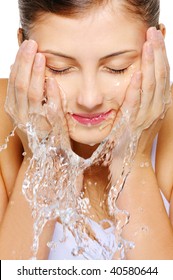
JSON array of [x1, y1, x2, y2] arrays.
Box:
[[5, 40, 67, 155]]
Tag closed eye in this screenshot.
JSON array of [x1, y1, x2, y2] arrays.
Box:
[[47, 65, 128, 75], [105, 67, 128, 74], [47, 66, 72, 75]]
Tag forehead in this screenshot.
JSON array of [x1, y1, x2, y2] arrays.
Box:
[[29, 1, 147, 54]]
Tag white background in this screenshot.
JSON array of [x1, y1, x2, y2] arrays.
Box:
[[0, 0, 172, 79]]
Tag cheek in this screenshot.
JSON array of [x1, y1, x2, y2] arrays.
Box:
[[45, 70, 75, 94], [100, 66, 138, 106], [45, 62, 141, 109], [117, 64, 141, 105], [45, 70, 78, 108]]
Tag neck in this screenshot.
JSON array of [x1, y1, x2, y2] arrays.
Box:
[[71, 140, 99, 159]]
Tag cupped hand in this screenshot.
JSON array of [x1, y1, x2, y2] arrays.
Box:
[[107, 27, 171, 216], [109, 26, 171, 161], [5, 40, 69, 154], [121, 26, 171, 149], [4, 41, 86, 254]]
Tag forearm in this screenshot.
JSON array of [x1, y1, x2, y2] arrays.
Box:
[[116, 155, 173, 260], [0, 173, 8, 223], [0, 158, 55, 260]]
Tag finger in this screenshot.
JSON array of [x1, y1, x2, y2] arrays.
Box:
[[45, 78, 64, 124], [45, 78, 70, 146], [140, 41, 155, 108], [15, 40, 38, 121], [111, 71, 141, 138], [135, 41, 156, 128], [157, 31, 170, 76], [157, 30, 171, 105], [120, 71, 142, 123], [147, 27, 167, 110], [5, 41, 28, 116], [9, 40, 28, 85], [28, 53, 46, 114]]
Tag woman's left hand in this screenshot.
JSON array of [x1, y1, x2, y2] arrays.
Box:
[[111, 27, 171, 160], [108, 27, 171, 193], [122, 27, 171, 153]]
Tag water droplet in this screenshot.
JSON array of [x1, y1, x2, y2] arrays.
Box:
[[9, 200, 15, 206], [144, 162, 150, 167], [89, 143, 96, 147], [140, 162, 145, 168], [138, 207, 144, 213], [87, 123, 92, 128], [141, 226, 149, 233], [0, 126, 17, 152], [47, 241, 58, 250]]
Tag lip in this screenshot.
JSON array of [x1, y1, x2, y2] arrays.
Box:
[[70, 110, 113, 125]]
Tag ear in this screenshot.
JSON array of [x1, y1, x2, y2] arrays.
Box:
[[158, 23, 166, 38], [17, 28, 25, 46]]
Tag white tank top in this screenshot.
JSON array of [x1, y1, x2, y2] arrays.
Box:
[[48, 218, 118, 260]]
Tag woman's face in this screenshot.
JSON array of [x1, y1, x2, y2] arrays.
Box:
[[28, 2, 147, 146]]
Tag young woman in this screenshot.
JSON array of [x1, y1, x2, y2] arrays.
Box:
[[0, 0, 173, 260]]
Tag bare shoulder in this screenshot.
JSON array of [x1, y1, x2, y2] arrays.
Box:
[[0, 78, 21, 146], [0, 78, 8, 106], [156, 84, 173, 201], [0, 78, 8, 91]]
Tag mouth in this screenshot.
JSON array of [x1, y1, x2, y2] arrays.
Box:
[[70, 110, 113, 126]]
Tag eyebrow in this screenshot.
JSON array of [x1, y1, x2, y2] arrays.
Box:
[[41, 49, 136, 60]]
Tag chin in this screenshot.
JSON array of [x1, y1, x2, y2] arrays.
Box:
[[69, 124, 112, 146]]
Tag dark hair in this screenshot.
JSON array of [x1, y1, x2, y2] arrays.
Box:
[[18, 0, 160, 38], [121, 0, 160, 27]]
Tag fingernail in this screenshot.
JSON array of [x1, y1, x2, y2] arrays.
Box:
[[148, 26, 157, 40]]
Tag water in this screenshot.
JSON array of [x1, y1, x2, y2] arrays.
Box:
[[1, 85, 172, 260], [1, 109, 137, 259], [0, 126, 17, 152]]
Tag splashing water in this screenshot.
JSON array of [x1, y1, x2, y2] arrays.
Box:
[[0, 126, 17, 152], [1, 86, 171, 260], [0, 107, 141, 259], [1, 110, 138, 259]]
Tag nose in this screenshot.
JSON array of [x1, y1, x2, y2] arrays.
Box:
[[77, 75, 103, 110]]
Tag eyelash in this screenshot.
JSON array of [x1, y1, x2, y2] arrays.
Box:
[[105, 67, 127, 74], [47, 66, 127, 75], [47, 67, 72, 75]]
